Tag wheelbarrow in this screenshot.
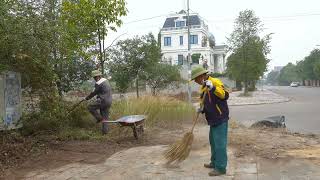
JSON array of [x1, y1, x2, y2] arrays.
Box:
[[102, 115, 146, 139]]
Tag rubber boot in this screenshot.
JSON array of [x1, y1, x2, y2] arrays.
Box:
[[101, 119, 108, 135]]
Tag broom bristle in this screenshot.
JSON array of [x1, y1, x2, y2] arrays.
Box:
[[164, 132, 194, 164]]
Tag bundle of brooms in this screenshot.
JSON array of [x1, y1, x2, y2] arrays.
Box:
[[163, 112, 201, 164]]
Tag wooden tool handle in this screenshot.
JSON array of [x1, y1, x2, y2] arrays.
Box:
[[190, 90, 209, 132], [190, 112, 200, 132]]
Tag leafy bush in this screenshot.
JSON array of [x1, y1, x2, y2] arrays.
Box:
[[209, 72, 227, 77], [21, 96, 195, 139], [21, 100, 95, 136]]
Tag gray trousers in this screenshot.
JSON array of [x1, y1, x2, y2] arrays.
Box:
[[88, 102, 110, 122]]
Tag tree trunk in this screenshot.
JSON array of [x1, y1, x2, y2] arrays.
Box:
[[236, 80, 242, 91], [244, 80, 249, 95], [136, 78, 139, 98], [97, 25, 104, 74], [152, 88, 156, 96]]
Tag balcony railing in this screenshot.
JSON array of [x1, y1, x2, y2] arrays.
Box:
[[161, 25, 202, 31]]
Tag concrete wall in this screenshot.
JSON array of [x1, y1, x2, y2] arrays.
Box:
[[0, 72, 22, 130], [304, 80, 320, 87]]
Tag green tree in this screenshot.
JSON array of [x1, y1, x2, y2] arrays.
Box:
[[145, 64, 181, 96], [62, 0, 127, 74], [314, 62, 320, 79], [296, 49, 320, 81], [266, 70, 280, 85], [227, 10, 271, 95], [108, 33, 161, 96], [191, 53, 201, 64], [278, 63, 299, 85]]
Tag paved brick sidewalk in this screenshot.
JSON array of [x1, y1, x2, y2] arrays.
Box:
[[22, 125, 320, 180]]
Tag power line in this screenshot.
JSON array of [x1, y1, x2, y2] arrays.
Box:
[[201, 12, 320, 23], [123, 13, 171, 25]]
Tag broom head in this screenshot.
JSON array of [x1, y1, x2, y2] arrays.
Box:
[[163, 131, 194, 164]]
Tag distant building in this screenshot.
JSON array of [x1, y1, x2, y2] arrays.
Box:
[[160, 10, 227, 74], [274, 66, 284, 72]]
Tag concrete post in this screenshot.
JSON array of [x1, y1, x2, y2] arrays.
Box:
[[0, 71, 22, 130]]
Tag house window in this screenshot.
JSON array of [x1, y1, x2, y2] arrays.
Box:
[[179, 36, 183, 45], [176, 21, 185, 27], [164, 37, 171, 46], [190, 35, 198, 44], [178, 55, 184, 65]]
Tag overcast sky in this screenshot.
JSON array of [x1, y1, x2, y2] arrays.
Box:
[[106, 0, 320, 71]]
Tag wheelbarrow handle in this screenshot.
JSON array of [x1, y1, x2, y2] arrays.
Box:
[[105, 121, 119, 123]]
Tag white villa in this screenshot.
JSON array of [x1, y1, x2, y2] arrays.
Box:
[[160, 10, 227, 74]]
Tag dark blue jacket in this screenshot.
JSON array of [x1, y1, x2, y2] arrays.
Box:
[[200, 77, 229, 126]]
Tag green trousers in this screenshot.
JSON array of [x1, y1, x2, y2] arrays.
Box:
[[209, 121, 228, 173]]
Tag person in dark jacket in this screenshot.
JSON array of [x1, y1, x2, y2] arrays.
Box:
[[85, 70, 112, 126], [191, 66, 229, 176]]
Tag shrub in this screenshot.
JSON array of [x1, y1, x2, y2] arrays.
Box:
[[21, 96, 195, 139], [21, 100, 95, 136]]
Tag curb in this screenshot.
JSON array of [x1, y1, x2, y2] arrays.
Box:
[[228, 98, 291, 106]]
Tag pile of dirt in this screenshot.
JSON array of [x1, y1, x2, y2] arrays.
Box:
[[229, 126, 320, 161], [0, 132, 48, 175]]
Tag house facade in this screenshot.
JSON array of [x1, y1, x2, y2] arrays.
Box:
[[160, 10, 227, 75]]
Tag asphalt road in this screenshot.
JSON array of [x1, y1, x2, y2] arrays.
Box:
[[230, 86, 320, 134]]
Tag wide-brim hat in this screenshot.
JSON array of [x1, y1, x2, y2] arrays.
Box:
[[91, 70, 102, 77], [191, 66, 208, 80]]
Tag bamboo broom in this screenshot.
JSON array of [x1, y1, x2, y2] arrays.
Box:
[[163, 112, 201, 164]]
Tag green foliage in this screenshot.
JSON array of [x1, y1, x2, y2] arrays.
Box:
[[209, 72, 226, 77], [191, 53, 201, 64], [62, 0, 127, 73], [266, 70, 280, 85], [21, 100, 95, 136], [278, 63, 300, 85], [208, 34, 215, 48], [108, 33, 161, 94], [227, 10, 271, 94], [144, 63, 182, 95], [22, 96, 194, 140], [314, 62, 320, 79], [0, 0, 109, 96], [296, 49, 320, 80]]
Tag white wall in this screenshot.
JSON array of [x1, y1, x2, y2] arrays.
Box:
[[160, 24, 227, 73]]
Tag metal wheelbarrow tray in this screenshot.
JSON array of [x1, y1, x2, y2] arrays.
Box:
[[105, 115, 146, 139]]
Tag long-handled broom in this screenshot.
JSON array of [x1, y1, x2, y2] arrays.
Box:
[[163, 88, 210, 164], [163, 111, 201, 164]]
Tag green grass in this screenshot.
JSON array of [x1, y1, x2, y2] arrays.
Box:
[[110, 96, 195, 129], [21, 96, 195, 140]]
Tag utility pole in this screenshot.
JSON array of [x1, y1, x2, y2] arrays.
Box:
[[187, 0, 192, 103]]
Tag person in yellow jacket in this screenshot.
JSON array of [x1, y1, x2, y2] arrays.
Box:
[[191, 66, 229, 176]]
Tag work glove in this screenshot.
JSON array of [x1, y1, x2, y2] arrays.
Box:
[[197, 107, 204, 114], [205, 80, 214, 90]]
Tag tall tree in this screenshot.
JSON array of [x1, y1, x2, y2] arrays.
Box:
[[296, 49, 320, 81], [278, 63, 300, 85], [144, 64, 181, 96], [266, 70, 280, 85], [227, 10, 271, 95], [108, 33, 161, 97], [62, 0, 127, 74]]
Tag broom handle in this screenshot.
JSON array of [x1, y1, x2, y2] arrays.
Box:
[[190, 90, 209, 132], [190, 112, 200, 132]]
